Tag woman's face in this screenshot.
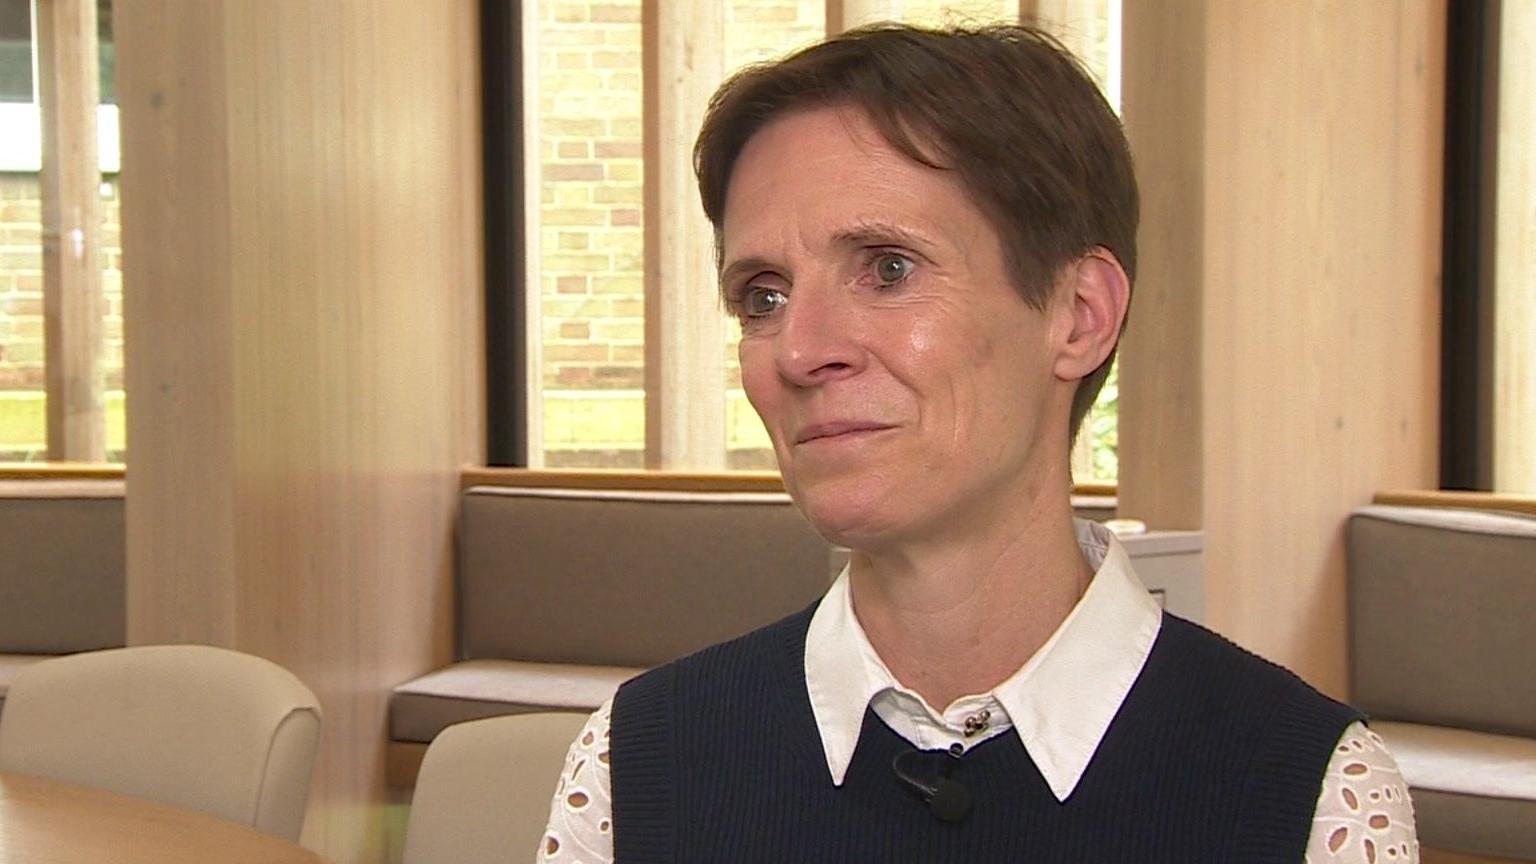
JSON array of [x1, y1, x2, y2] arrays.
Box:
[[723, 106, 1076, 552]]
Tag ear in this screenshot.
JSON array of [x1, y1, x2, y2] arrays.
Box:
[[1051, 248, 1130, 383]]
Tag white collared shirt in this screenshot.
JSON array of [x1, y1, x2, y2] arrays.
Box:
[[805, 518, 1160, 801], [536, 520, 1418, 863]]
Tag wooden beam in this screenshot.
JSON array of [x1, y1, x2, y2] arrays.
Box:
[[1117, 0, 1205, 531], [0, 462, 124, 481], [642, 0, 726, 470], [461, 466, 786, 492], [35, 0, 105, 462], [1494, 0, 1536, 493], [459, 466, 1117, 498], [1373, 489, 1536, 517]]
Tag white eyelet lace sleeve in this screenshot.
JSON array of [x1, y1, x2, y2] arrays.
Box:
[[1304, 720, 1419, 863], [535, 700, 616, 864]]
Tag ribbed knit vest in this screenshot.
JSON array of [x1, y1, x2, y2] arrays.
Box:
[[611, 604, 1360, 863]]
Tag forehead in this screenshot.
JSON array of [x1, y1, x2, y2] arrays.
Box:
[[720, 106, 995, 262]]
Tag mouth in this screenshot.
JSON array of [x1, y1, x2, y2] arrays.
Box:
[[794, 421, 897, 445]]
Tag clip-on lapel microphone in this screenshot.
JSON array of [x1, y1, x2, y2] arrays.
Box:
[[891, 742, 973, 823]]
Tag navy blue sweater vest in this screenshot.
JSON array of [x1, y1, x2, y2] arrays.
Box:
[[611, 605, 1360, 863]]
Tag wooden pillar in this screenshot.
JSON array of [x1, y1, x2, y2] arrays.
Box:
[[826, 0, 903, 34], [1118, 1, 1443, 695], [642, 0, 726, 470], [522, 0, 546, 467], [116, 2, 483, 861], [1020, 0, 1118, 102], [1494, 0, 1536, 493], [1117, 0, 1204, 530], [36, 0, 104, 462]]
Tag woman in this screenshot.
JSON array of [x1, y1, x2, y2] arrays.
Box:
[[540, 23, 1416, 863]]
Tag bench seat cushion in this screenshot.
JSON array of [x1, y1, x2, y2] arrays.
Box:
[[0, 654, 53, 720], [1374, 720, 1536, 859], [389, 660, 641, 743]]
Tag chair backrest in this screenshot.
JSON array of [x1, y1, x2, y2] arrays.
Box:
[[457, 486, 842, 668], [403, 712, 589, 864], [1348, 504, 1536, 738], [0, 644, 322, 841]]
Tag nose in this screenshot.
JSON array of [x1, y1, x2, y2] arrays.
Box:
[[773, 275, 863, 387]]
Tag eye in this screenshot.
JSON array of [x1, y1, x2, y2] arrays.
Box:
[[872, 252, 915, 286], [740, 285, 787, 318]]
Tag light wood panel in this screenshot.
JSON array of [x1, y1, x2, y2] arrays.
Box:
[[1120, 2, 1443, 697], [116, 2, 483, 862], [1494, 0, 1535, 493], [642, 0, 726, 470], [35, 0, 105, 462]]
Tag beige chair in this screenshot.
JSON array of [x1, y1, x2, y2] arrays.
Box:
[[0, 644, 322, 841], [403, 712, 589, 864]]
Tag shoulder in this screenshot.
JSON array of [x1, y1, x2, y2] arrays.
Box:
[[614, 599, 823, 731], [1152, 614, 1359, 727], [607, 602, 821, 853], [1306, 720, 1420, 863], [1147, 617, 1368, 861], [614, 601, 819, 712]]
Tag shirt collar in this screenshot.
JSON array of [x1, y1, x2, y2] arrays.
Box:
[[803, 518, 1163, 801]]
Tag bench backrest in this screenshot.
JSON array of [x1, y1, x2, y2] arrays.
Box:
[[1348, 504, 1536, 738], [457, 486, 842, 669], [0, 480, 126, 654]]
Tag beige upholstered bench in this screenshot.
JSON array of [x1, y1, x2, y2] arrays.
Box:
[[385, 484, 843, 784], [0, 478, 127, 719], [1348, 503, 1536, 861], [383, 475, 1198, 786]]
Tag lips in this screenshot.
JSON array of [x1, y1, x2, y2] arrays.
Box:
[[794, 421, 896, 445]]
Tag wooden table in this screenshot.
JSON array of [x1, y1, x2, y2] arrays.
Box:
[[0, 772, 329, 863]]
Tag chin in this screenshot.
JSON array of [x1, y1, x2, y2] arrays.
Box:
[[784, 471, 910, 551]]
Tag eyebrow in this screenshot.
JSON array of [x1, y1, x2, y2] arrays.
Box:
[[719, 256, 777, 291], [719, 219, 938, 287], [829, 219, 937, 252]]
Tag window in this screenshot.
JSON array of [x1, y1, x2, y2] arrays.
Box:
[[512, 0, 1121, 480], [1442, 0, 1535, 493], [0, 0, 121, 463]]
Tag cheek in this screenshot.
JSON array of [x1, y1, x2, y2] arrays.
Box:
[[901, 312, 995, 413], [738, 340, 779, 417]]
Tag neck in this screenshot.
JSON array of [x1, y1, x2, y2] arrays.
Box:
[[847, 473, 1092, 710]]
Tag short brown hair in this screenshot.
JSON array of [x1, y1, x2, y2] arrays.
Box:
[[694, 23, 1138, 440]]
